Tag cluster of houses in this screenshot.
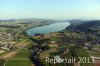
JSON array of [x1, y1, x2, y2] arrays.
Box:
[[0, 32, 14, 41], [0, 41, 17, 51], [0, 31, 17, 51]]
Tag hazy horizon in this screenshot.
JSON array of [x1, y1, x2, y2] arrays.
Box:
[[0, 0, 100, 20]]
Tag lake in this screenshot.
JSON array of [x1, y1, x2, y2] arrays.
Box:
[[26, 22, 70, 36]]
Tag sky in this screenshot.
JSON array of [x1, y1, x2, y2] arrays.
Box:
[[0, 0, 100, 20]]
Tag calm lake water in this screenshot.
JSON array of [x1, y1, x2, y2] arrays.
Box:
[[26, 22, 70, 36]]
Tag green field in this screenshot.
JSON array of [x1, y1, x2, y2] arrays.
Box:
[[5, 60, 31, 66], [5, 49, 32, 66], [0, 28, 7, 32], [14, 49, 30, 58]]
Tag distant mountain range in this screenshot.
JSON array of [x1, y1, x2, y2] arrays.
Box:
[[0, 18, 59, 23]]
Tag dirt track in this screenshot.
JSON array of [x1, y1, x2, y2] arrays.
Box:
[[0, 50, 5, 54], [1, 52, 17, 59]]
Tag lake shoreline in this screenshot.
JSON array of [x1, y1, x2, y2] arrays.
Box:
[[26, 22, 70, 36]]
